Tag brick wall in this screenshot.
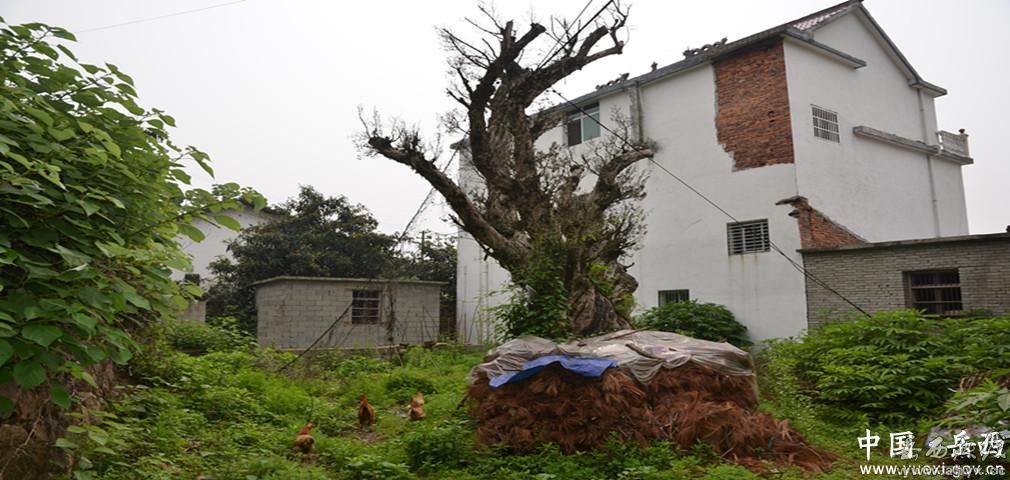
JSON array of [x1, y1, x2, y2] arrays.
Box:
[[777, 196, 865, 249], [255, 279, 443, 350], [802, 236, 1010, 329], [714, 38, 795, 170]]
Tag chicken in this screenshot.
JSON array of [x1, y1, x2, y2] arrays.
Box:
[[292, 422, 314, 454], [408, 392, 426, 421], [358, 394, 376, 429]]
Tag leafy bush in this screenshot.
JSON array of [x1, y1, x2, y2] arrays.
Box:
[[0, 19, 261, 410], [935, 378, 1010, 429], [699, 464, 762, 480], [635, 301, 749, 346], [163, 320, 254, 354], [403, 421, 472, 471], [492, 243, 570, 341], [384, 371, 437, 398], [343, 454, 413, 480], [765, 310, 1010, 423]]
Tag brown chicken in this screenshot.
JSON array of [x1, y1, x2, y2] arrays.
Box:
[[408, 392, 426, 421], [292, 422, 314, 454], [358, 394, 376, 429]]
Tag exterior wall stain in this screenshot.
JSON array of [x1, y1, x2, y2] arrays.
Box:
[[714, 39, 795, 170]]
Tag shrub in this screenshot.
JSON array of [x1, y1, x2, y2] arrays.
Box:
[[935, 379, 1010, 429], [343, 454, 413, 480], [163, 320, 254, 355], [403, 421, 472, 471], [699, 464, 762, 480], [384, 371, 437, 399], [0, 19, 262, 410], [635, 301, 749, 346], [767, 310, 1010, 423]]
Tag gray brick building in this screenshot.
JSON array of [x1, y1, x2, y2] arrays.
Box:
[[801, 233, 1010, 328], [254, 276, 445, 350]]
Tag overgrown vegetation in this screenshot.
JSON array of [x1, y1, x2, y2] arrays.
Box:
[[762, 310, 1010, 424], [0, 19, 261, 413], [635, 301, 750, 347], [47, 310, 1009, 479]]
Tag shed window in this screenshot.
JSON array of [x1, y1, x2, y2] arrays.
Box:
[[727, 220, 770, 255], [812, 105, 840, 142], [905, 270, 963, 316], [352, 290, 381, 324], [565, 103, 601, 146], [658, 289, 690, 306]]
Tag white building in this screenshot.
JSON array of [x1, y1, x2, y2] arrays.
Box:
[[172, 206, 274, 283], [456, 0, 973, 344]]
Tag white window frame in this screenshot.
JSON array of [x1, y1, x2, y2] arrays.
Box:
[[811, 105, 840, 142], [565, 104, 601, 146], [727, 220, 770, 255]]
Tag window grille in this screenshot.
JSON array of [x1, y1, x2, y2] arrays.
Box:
[[565, 103, 601, 146], [812, 105, 840, 142], [905, 270, 963, 316], [351, 290, 381, 324], [727, 220, 770, 255], [658, 289, 690, 306]]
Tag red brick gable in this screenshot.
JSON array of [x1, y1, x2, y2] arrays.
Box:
[[777, 196, 866, 249], [714, 39, 795, 170]]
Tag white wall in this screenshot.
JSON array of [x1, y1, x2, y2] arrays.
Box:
[[173, 207, 271, 281], [786, 13, 969, 242], [630, 65, 806, 342]]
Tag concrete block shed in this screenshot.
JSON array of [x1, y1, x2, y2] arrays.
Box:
[[801, 233, 1010, 328], [253, 276, 445, 350]]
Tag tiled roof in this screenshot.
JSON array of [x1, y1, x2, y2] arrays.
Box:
[[544, 0, 945, 114], [791, 1, 859, 31]]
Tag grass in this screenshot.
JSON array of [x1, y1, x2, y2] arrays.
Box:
[[62, 322, 909, 479]]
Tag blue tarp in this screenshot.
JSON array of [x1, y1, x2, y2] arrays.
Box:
[[489, 355, 617, 388]]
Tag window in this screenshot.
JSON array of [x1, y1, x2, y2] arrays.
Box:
[[812, 105, 840, 142], [904, 270, 963, 316], [565, 103, 601, 146], [727, 220, 770, 255], [658, 289, 690, 306], [351, 290, 381, 324]]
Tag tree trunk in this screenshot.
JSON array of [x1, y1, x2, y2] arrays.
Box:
[[566, 261, 638, 336]]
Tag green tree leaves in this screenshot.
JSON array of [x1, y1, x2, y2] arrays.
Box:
[[0, 20, 258, 408]]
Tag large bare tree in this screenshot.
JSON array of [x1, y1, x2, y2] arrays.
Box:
[[363, 2, 655, 337]]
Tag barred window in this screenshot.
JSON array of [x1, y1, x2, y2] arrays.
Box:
[[565, 103, 601, 146], [812, 105, 840, 142], [905, 270, 963, 316], [351, 290, 381, 324], [658, 289, 690, 306], [727, 220, 770, 255]]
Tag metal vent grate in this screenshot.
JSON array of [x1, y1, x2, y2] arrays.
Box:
[[727, 220, 770, 255], [812, 105, 840, 142]]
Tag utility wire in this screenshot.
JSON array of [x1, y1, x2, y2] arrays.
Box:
[[275, 302, 352, 372], [278, 149, 458, 366], [547, 87, 871, 317], [77, 0, 247, 34]]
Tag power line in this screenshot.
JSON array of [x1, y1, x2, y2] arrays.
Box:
[[547, 87, 870, 317], [77, 0, 247, 34], [279, 149, 459, 365]]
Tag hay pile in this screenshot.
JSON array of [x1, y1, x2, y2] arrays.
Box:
[[467, 332, 836, 472]]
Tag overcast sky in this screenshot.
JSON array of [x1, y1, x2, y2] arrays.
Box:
[[5, 0, 1008, 236]]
